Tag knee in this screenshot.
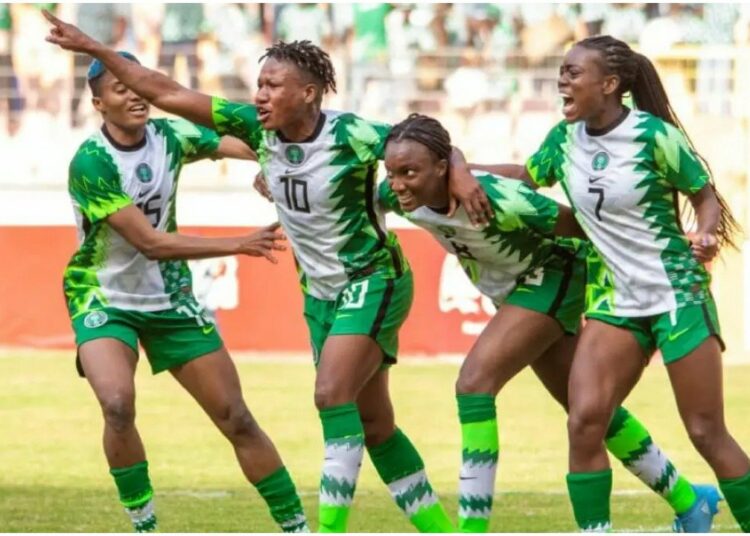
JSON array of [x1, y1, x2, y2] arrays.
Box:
[[101, 394, 136, 433], [217, 402, 260, 443], [455, 364, 498, 395], [684, 413, 727, 456], [314, 380, 354, 411], [567, 403, 611, 448]]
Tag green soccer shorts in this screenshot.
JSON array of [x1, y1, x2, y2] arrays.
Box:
[[303, 270, 414, 367], [586, 296, 724, 364], [71, 301, 223, 375], [504, 246, 585, 335]]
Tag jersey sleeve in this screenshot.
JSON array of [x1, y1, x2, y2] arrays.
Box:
[[654, 122, 709, 195], [334, 113, 392, 162], [68, 144, 132, 224], [211, 96, 264, 151], [525, 121, 568, 188], [163, 118, 221, 164], [377, 180, 404, 215], [483, 175, 559, 235]]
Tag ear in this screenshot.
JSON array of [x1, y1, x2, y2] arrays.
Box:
[[303, 83, 319, 105], [602, 74, 621, 97], [436, 158, 449, 178], [92, 96, 105, 114]]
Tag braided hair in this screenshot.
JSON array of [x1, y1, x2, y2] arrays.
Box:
[[386, 113, 452, 163], [577, 35, 740, 250], [260, 40, 337, 99]]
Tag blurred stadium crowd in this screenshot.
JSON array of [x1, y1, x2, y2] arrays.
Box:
[[1, 3, 750, 187]]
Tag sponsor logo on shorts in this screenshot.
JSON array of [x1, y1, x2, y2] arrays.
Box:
[[667, 327, 690, 342], [201, 324, 216, 335], [83, 310, 108, 329]]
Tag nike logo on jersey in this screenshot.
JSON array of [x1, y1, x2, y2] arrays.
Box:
[[667, 327, 690, 342], [459, 476, 478, 481], [588, 176, 605, 184]]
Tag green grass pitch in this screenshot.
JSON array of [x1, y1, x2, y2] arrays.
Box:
[[1, 350, 748, 532]]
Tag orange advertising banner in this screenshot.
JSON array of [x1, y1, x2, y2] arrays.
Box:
[[1, 226, 490, 356]]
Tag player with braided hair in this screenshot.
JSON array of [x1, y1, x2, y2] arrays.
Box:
[[471, 34, 748, 532], [381, 113, 717, 533], [43, 11, 494, 534]]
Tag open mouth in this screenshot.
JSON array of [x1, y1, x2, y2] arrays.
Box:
[[560, 94, 576, 117], [129, 103, 148, 116], [257, 108, 271, 123]]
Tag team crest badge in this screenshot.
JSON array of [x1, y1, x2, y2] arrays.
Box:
[[285, 144, 305, 166], [135, 163, 153, 183], [83, 310, 108, 329], [592, 152, 609, 171]]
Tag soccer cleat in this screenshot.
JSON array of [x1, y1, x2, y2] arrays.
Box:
[[672, 484, 722, 533]]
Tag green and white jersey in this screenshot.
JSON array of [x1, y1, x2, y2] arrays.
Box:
[[211, 97, 407, 300], [379, 171, 568, 305], [64, 119, 220, 318], [526, 109, 710, 316]]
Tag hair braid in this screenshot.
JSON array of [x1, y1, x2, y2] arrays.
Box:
[[386, 113, 452, 162], [261, 40, 337, 96]]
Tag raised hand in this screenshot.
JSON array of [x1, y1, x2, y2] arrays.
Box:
[[42, 9, 100, 54], [237, 222, 286, 263]]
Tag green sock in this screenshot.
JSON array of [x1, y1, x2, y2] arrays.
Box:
[[605, 406, 697, 514], [368, 428, 454, 533], [566, 469, 612, 532], [110, 461, 157, 533], [719, 470, 750, 532], [318, 403, 365, 533], [255, 466, 309, 533], [456, 393, 498, 533]]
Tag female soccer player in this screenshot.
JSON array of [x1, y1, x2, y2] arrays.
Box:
[[380, 113, 721, 533], [62, 52, 307, 533], [43, 11, 490, 533], [479, 35, 750, 532]]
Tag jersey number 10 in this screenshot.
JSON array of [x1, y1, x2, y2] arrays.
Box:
[[279, 176, 311, 213]]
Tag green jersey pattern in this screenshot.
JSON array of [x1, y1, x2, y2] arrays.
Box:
[[526, 110, 711, 316], [212, 97, 408, 300], [64, 118, 220, 318], [379, 171, 571, 305]]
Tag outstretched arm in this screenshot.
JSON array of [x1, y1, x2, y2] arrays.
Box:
[[108, 205, 286, 263], [215, 137, 257, 161], [43, 10, 214, 128], [469, 163, 538, 189]]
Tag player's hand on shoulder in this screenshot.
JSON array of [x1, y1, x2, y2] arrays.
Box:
[[43, 10, 99, 54], [687, 232, 718, 263], [447, 161, 492, 227], [254, 171, 273, 202], [238, 222, 286, 263]]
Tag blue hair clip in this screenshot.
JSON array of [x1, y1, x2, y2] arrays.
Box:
[[87, 51, 140, 81]]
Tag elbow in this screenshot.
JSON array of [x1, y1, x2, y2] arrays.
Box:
[[139, 236, 169, 260]]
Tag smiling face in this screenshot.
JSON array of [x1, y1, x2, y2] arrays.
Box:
[[558, 45, 621, 125], [92, 71, 149, 130], [384, 139, 449, 212], [254, 58, 319, 131]]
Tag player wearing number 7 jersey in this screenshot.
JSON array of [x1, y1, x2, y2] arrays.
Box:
[[62, 52, 309, 533], [474, 35, 749, 532], [380, 113, 717, 533], [43, 11, 493, 533]]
